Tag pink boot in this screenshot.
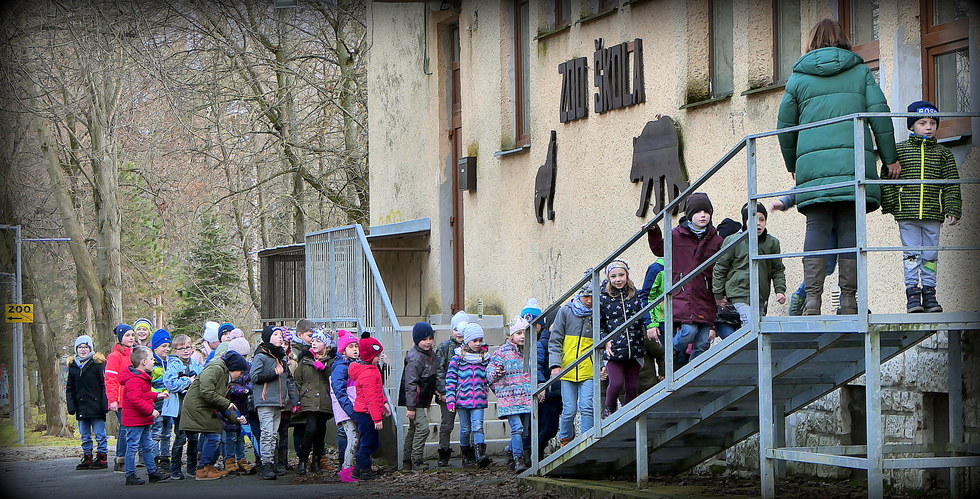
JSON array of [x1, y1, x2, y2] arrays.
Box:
[[338, 467, 358, 483]]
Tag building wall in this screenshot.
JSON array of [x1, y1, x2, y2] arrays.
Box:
[[367, 0, 978, 490]]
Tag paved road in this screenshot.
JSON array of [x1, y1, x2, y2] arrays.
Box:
[[0, 458, 399, 499]]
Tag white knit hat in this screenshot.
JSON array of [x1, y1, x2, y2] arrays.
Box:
[[451, 311, 471, 332], [461, 322, 484, 345], [508, 315, 529, 335], [202, 321, 220, 343]]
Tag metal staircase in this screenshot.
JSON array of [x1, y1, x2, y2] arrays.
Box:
[[524, 112, 980, 498]]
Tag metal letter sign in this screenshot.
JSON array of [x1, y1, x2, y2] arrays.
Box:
[[594, 38, 645, 114], [558, 57, 589, 123], [534, 131, 558, 224], [5, 304, 34, 323], [631, 116, 689, 217]]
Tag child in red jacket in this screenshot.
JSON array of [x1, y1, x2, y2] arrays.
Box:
[[347, 333, 391, 480], [120, 346, 170, 485], [646, 192, 723, 370]]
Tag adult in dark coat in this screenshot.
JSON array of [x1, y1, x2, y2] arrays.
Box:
[[776, 18, 899, 315]]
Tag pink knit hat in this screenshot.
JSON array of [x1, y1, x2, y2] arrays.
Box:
[[228, 337, 251, 358], [337, 329, 358, 355]]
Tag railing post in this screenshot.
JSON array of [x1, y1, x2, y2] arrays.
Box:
[[758, 330, 775, 498], [747, 137, 760, 335], [664, 211, 674, 389], [530, 315, 540, 474], [328, 231, 337, 321], [853, 117, 868, 324], [636, 417, 648, 489], [948, 330, 963, 497], [865, 328, 883, 498], [592, 269, 602, 437]]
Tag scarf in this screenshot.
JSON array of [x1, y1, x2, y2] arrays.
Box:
[[570, 296, 593, 318], [454, 345, 487, 364], [258, 342, 287, 362], [74, 350, 95, 368], [684, 220, 707, 238]]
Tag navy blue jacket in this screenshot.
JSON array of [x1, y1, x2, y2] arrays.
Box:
[[330, 356, 355, 418], [536, 328, 561, 399]]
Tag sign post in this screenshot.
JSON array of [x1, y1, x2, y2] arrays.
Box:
[[0, 224, 24, 445]]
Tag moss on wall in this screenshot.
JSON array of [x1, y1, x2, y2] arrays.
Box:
[[467, 141, 479, 157], [424, 295, 441, 316]]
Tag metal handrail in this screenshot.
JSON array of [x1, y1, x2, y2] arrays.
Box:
[[527, 110, 979, 479]]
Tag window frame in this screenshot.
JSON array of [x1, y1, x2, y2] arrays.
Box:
[[514, 0, 531, 147], [838, 0, 880, 71], [771, 0, 801, 85], [597, 0, 618, 13], [920, 0, 970, 138], [708, 0, 734, 98], [551, 0, 572, 30]]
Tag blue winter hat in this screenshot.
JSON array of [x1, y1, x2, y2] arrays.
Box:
[[412, 322, 434, 345], [907, 100, 939, 130], [133, 318, 153, 331], [74, 335, 93, 352], [223, 351, 249, 373], [151, 329, 172, 351], [520, 298, 542, 321], [217, 323, 235, 339], [114, 324, 133, 343]]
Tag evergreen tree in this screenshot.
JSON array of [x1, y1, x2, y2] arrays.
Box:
[[170, 213, 239, 337]]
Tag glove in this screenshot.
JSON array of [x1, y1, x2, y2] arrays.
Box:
[[313, 360, 325, 371], [447, 403, 455, 412]]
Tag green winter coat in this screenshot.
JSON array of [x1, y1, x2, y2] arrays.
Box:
[[178, 357, 231, 434], [880, 135, 961, 221], [777, 47, 898, 212], [712, 232, 787, 309], [293, 350, 333, 414]]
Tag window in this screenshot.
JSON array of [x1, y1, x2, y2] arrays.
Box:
[[515, 0, 531, 146], [710, 0, 734, 97], [921, 0, 970, 138], [597, 0, 618, 12], [773, 0, 801, 84], [839, 0, 880, 70], [550, 0, 572, 29]]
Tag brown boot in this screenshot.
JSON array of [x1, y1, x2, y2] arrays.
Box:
[[559, 438, 573, 447], [802, 257, 826, 315], [223, 457, 239, 475], [317, 456, 336, 472], [237, 458, 256, 475], [837, 259, 858, 315], [195, 465, 224, 480]]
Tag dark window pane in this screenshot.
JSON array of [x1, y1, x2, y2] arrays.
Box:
[[850, 0, 879, 46], [935, 48, 971, 112], [711, 0, 734, 96], [776, 0, 801, 82], [933, 0, 969, 25]]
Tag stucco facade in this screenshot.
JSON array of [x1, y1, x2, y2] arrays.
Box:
[[367, 0, 978, 490]]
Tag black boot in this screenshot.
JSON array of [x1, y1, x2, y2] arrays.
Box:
[[475, 443, 492, 468], [437, 447, 451, 467], [906, 286, 924, 313], [297, 457, 308, 475], [76, 454, 93, 470], [274, 447, 287, 476], [921, 286, 943, 313], [505, 450, 515, 470], [514, 453, 528, 473], [261, 463, 277, 480], [460, 445, 476, 468]]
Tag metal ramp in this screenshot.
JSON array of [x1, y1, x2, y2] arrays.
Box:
[[538, 313, 979, 478]]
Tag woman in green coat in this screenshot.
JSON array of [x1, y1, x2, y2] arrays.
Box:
[[776, 19, 900, 316]]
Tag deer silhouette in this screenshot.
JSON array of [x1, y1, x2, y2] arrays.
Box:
[[534, 131, 558, 224], [630, 116, 688, 217]]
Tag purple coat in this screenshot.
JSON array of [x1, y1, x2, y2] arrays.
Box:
[[647, 222, 723, 325]]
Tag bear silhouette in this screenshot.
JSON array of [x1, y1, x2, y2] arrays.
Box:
[[630, 116, 688, 217], [534, 131, 558, 224]]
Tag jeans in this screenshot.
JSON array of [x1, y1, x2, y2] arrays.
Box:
[[338, 419, 359, 468], [604, 359, 640, 411], [171, 416, 199, 473], [558, 379, 594, 440], [899, 220, 942, 287], [256, 407, 281, 464], [125, 425, 157, 476], [298, 411, 329, 462], [504, 413, 530, 457], [78, 417, 108, 454], [438, 400, 456, 449], [404, 407, 430, 461], [352, 412, 379, 470], [114, 410, 127, 460], [222, 428, 245, 460], [456, 407, 485, 446], [151, 415, 173, 459], [197, 432, 221, 467], [337, 424, 347, 463], [804, 202, 856, 260], [674, 323, 712, 359]]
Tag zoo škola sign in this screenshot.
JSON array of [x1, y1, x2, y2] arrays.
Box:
[[558, 38, 645, 123], [539, 38, 688, 224]]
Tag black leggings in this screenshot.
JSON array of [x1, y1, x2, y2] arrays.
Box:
[[298, 411, 330, 461], [803, 202, 857, 260]]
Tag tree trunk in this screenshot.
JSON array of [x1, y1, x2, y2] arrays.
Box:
[[23, 260, 71, 438]]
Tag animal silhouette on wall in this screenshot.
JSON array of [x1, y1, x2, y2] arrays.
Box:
[[630, 115, 689, 217], [534, 130, 558, 224]]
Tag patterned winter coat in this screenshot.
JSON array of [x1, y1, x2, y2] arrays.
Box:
[[599, 282, 650, 362], [445, 349, 490, 410], [488, 341, 531, 417], [881, 135, 961, 221], [435, 337, 462, 396]]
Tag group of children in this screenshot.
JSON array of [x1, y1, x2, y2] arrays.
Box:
[[66, 318, 394, 485], [64, 101, 961, 482]]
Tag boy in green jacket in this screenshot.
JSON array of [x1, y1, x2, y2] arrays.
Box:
[[712, 202, 787, 335], [881, 101, 961, 314]]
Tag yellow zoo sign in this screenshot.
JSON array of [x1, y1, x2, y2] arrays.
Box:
[[5, 304, 34, 323]]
